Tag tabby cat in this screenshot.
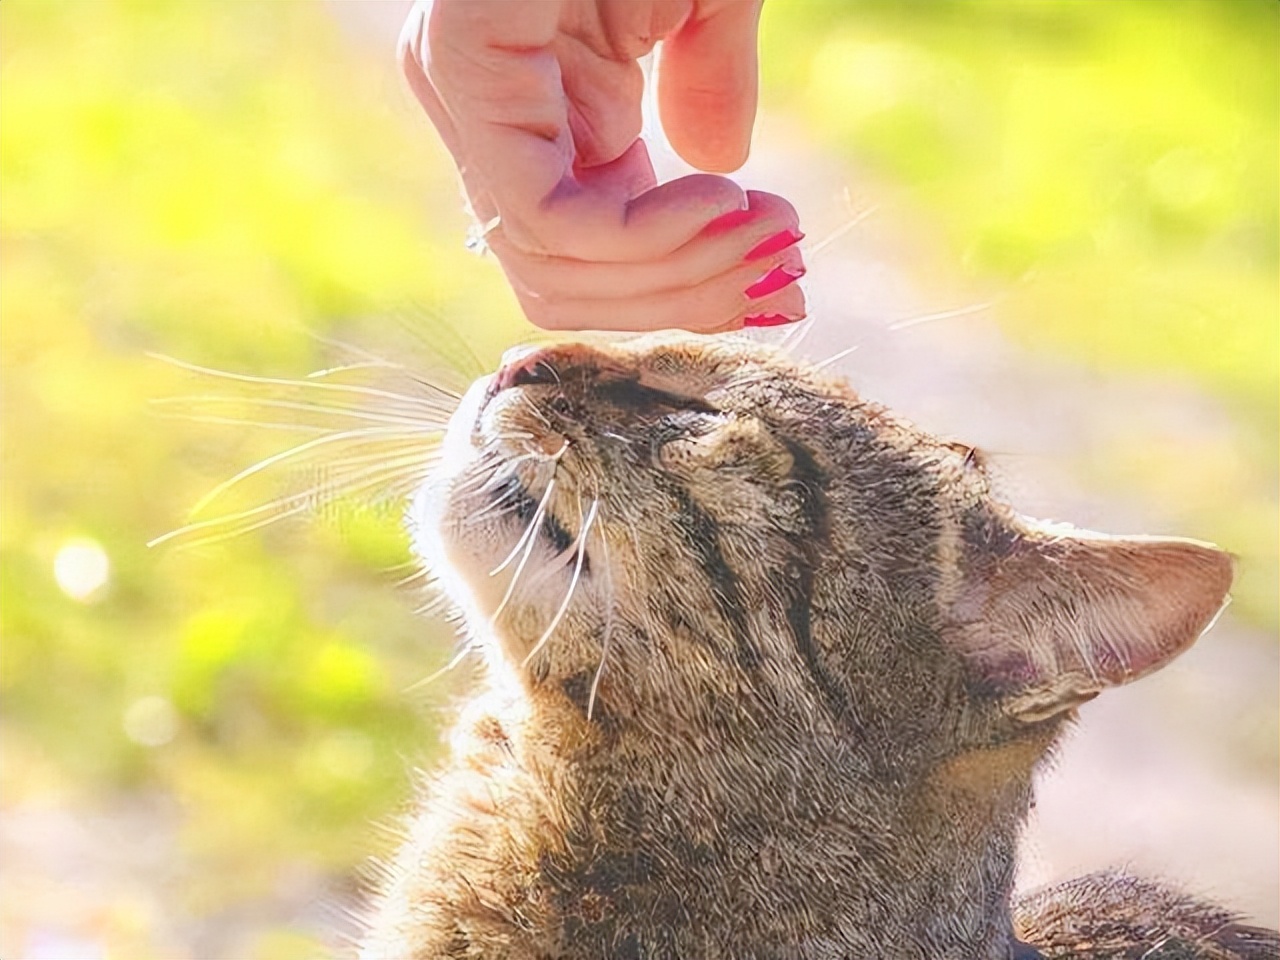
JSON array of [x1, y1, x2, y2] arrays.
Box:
[[360, 334, 1276, 959]]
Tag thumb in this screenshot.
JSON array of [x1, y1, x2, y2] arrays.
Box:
[[656, 0, 764, 174]]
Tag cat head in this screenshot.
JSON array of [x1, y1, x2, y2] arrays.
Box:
[[411, 334, 1231, 776]]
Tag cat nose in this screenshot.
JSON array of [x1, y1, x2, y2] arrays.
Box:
[[492, 345, 561, 394], [488, 343, 628, 409]]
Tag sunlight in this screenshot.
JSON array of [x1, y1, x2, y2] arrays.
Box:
[[52, 538, 110, 602]]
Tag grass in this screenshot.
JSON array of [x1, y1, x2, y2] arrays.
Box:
[[1, 1, 1274, 956]]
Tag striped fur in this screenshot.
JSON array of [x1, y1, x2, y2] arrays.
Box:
[[363, 335, 1265, 959]]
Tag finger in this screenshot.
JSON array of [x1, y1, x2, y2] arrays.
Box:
[[412, 1, 758, 267], [511, 250, 806, 333], [399, 4, 452, 145], [501, 241, 805, 317], [398, 1, 509, 223], [423, 0, 572, 216], [419, 2, 747, 260], [598, 0, 692, 61], [499, 145, 747, 261], [657, 0, 764, 173], [489, 190, 801, 301], [554, 34, 645, 168]]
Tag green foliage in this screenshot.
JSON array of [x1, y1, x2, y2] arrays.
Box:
[[1, 1, 1275, 956], [760, 0, 1278, 626], [764, 0, 1277, 403], [1, 2, 522, 954]]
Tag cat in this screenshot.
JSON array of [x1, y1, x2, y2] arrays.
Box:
[[359, 333, 1277, 959]]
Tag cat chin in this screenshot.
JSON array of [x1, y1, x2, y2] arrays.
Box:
[[405, 480, 541, 674], [408, 466, 574, 671], [409, 371, 517, 578], [439, 374, 492, 471]]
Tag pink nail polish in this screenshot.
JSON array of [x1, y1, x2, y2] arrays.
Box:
[[745, 266, 805, 300], [744, 313, 804, 328], [703, 206, 756, 235], [744, 229, 805, 261]]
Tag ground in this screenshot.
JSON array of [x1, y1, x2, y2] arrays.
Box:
[[1, 3, 1274, 958]]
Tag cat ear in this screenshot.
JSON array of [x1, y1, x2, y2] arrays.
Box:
[[945, 508, 1233, 722]]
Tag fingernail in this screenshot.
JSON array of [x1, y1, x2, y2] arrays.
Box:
[[703, 206, 756, 235], [744, 313, 805, 328], [744, 229, 805, 262], [745, 266, 805, 300]]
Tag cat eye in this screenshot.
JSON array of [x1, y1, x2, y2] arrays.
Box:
[[505, 358, 561, 390], [650, 410, 736, 471], [595, 377, 717, 416]]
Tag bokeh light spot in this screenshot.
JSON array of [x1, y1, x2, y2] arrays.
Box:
[[122, 696, 179, 747], [52, 538, 111, 602]]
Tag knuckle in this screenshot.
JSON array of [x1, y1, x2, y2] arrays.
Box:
[[519, 295, 570, 332]]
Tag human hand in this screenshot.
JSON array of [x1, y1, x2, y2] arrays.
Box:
[[399, 0, 805, 333]]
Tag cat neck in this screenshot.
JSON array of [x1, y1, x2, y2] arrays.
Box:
[[506, 683, 1034, 959]]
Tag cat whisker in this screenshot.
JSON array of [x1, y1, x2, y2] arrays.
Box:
[[413, 591, 453, 620], [718, 372, 776, 393], [156, 404, 452, 441], [148, 410, 335, 434], [801, 203, 878, 260], [394, 565, 431, 588], [812, 345, 860, 371], [490, 470, 558, 576], [801, 298, 989, 377], [303, 452, 436, 506], [312, 452, 437, 500], [885, 300, 991, 332], [305, 359, 399, 379], [301, 329, 411, 370], [777, 320, 808, 349], [186, 427, 425, 518], [522, 497, 598, 669], [325, 455, 445, 488], [781, 317, 817, 355], [519, 392, 554, 431], [535, 360, 562, 386], [314, 442, 440, 467], [149, 352, 455, 410], [491, 477, 557, 623], [154, 452, 432, 549], [149, 497, 310, 550], [452, 454, 543, 517], [379, 558, 421, 574], [357, 305, 488, 384], [586, 494, 614, 724], [403, 644, 473, 694], [458, 486, 523, 526], [587, 630, 613, 724], [477, 453, 543, 495], [153, 395, 452, 429]]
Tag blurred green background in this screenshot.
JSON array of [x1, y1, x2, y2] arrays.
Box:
[[1, 1, 1274, 957]]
